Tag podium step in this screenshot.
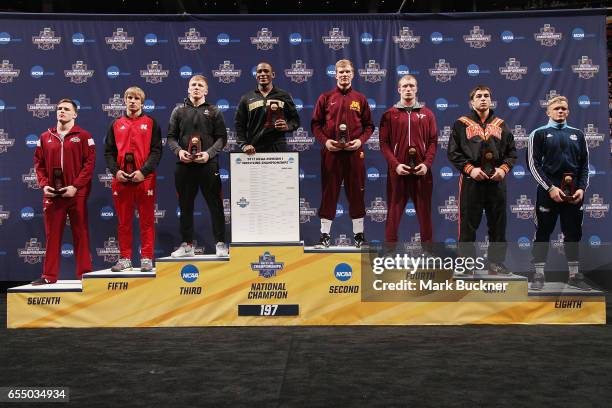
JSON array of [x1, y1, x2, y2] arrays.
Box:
[[8, 280, 82, 293]]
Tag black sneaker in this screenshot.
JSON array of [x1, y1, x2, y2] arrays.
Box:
[[530, 273, 545, 291], [567, 273, 591, 291], [315, 233, 331, 249], [488, 262, 511, 275], [354, 233, 366, 248], [31, 277, 55, 286]]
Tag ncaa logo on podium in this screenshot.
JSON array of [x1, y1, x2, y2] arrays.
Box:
[[181, 264, 199, 283], [334, 263, 353, 282]]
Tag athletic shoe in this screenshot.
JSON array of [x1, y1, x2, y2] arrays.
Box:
[[31, 277, 56, 286], [453, 269, 474, 278], [171, 242, 195, 258], [140, 258, 153, 272], [488, 262, 511, 275], [567, 273, 591, 291], [111, 258, 132, 272], [215, 242, 229, 257], [354, 233, 367, 248], [315, 233, 331, 248], [530, 273, 545, 291]]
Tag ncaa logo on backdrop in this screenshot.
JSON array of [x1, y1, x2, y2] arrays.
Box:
[[429, 59, 457, 82], [0, 129, 15, 153], [463, 26, 491, 48], [512, 165, 527, 179], [322, 28, 350, 50], [71, 32, 95, 45], [500, 31, 514, 43], [0, 31, 22, 45], [585, 195, 609, 219], [30, 65, 54, 79], [179, 65, 193, 79], [179, 28, 207, 50], [0, 60, 20, 83], [21, 206, 35, 220], [430, 31, 454, 44], [96, 237, 120, 263], [360, 32, 373, 45], [0, 206, 9, 225], [102, 94, 126, 118], [438, 127, 451, 149], [32, 28, 61, 50], [367, 167, 379, 182], [336, 203, 345, 217], [27, 94, 55, 118], [215, 99, 230, 112], [216, 33, 240, 45], [366, 197, 387, 223], [106, 65, 131, 79], [181, 264, 199, 283], [61, 243, 74, 258], [334, 263, 352, 282], [285, 60, 313, 83], [367, 99, 377, 110], [64, 61, 94, 84], [539, 62, 562, 75], [405, 202, 416, 217], [18, 238, 45, 264], [396, 65, 419, 75], [299, 198, 316, 223], [571, 27, 594, 40], [250, 27, 279, 50], [589, 235, 601, 247], [438, 196, 459, 221], [393, 26, 420, 49], [219, 168, 229, 183], [439, 166, 456, 180], [499, 58, 527, 80], [21, 168, 39, 189], [507, 97, 521, 109], [105, 28, 134, 51], [289, 32, 302, 45], [511, 195, 534, 219], [584, 124, 604, 148], [517, 236, 531, 250], [25, 134, 38, 148], [512, 125, 528, 149], [326, 65, 336, 77], [287, 127, 314, 151], [213, 60, 241, 83], [140, 61, 169, 84], [366, 127, 380, 151], [534, 24, 562, 46], [100, 206, 115, 220], [572, 56, 599, 79], [358, 60, 387, 83], [577, 95, 591, 109]]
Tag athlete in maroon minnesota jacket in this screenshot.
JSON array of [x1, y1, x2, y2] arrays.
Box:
[[311, 59, 374, 248], [379, 75, 438, 244], [104, 86, 162, 272], [32, 99, 95, 285]]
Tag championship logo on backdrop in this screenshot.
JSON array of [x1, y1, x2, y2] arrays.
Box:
[[585, 195, 609, 219], [32, 28, 61, 50], [510, 195, 535, 220], [287, 127, 314, 151], [64, 61, 94, 84], [511, 125, 528, 149], [540, 89, 560, 108], [97, 169, 113, 188], [251, 252, 284, 279], [0, 206, 9, 225], [403, 233, 422, 252], [96, 237, 120, 263], [105, 28, 134, 51], [365, 127, 380, 150], [21, 168, 39, 189], [438, 126, 451, 149], [299, 198, 316, 223], [463, 26, 491, 48], [583, 124, 604, 148], [429, 59, 457, 82], [0, 60, 20, 83], [102, 94, 126, 118], [438, 196, 459, 221], [178, 28, 207, 50], [223, 199, 231, 224], [18, 238, 46, 264], [136, 204, 166, 224], [223, 128, 238, 152], [140, 61, 169, 84], [366, 197, 387, 223], [571, 56, 599, 79], [334, 234, 352, 247], [358, 60, 387, 83], [284, 60, 313, 83], [212, 60, 242, 83], [499, 58, 528, 80], [322, 28, 350, 50], [551, 233, 565, 255], [393, 26, 421, 49], [0, 129, 15, 153], [250, 28, 279, 50], [534, 24, 562, 46], [27, 94, 55, 118]]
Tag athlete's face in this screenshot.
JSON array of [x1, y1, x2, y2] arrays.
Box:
[[547, 101, 569, 123], [398, 77, 418, 102], [255, 63, 275, 87], [188, 79, 208, 100], [471, 90, 492, 113], [335, 64, 354, 88], [124, 93, 143, 114], [56, 102, 77, 123]]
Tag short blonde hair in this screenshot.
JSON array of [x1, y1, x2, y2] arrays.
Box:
[[547, 95, 568, 107], [335, 59, 353, 72], [189, 75, 208, 86], [124, 86, 145, 101], [398, 74, 417, 87]]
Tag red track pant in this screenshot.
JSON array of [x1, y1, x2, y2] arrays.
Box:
[[318, 149, 366, 220], [385, 172, 433, 243]]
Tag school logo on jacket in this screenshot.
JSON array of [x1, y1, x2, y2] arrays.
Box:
[[512, 125, 528, 149], [572, 56, 599, 79], [102, 94, 126, 119], [32, 28, 61, 50], [18, 238, 45, 264], [438, 196, 459, 221], [287, 127, 314, 151], [322, 28, 350, 50], [585, 194, 609, 219], [64, 60, 94, 84], [0, 60, 20, 83], [393, 26, 420, 49], [250, 27, 279, 50], [584, 124, 604, 148], [358, 60, 387, 83], [511, 195, 535, 220], [212, 60, 241, 84], [429, 59, 457, 82], [463, 26, 491, 48], [97, 237, 121, 263], [284, 60, 313, 83], [27, 94, 55, 118], [534, 24, 562, 46], [0, 129, 15, 153], [105, 28, 134, 51], [178, 28, 207, 50], [140, 61, 169, 84], [499, 58, 528, 80], [366, 197, 387, 223]]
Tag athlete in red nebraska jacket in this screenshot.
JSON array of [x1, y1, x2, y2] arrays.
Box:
[[32, 99, 95, 285], [311, 59, 374, 248], [379, 75, 438, 244], [104, 87, 162, 272]]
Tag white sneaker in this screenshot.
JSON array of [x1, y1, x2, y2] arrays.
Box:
[[111, 258, 132, 272], [215, 242, 229, 257], [171, 242, 195, 258]]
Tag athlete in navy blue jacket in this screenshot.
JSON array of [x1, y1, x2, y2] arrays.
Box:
[[527, 95, 590, 291]]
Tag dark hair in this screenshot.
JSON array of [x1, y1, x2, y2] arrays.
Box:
[[469, 85, 492, 100]]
